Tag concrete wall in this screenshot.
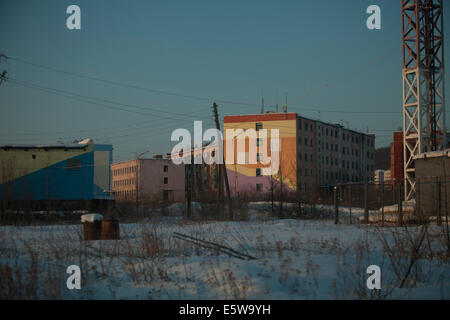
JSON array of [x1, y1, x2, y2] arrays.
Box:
[[140, 159, 185, 203], [0, 140, 112, 201], [111, 158, 185, 204], [223, 113, 376, 200], [415, 153, 450, 218], [224, 113, 298, 199]]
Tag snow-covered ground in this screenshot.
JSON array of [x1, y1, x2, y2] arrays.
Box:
[[0, 209, 449, 299]]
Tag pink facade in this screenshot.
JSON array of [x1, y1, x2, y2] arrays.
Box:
[[112, 157, 185, 204]]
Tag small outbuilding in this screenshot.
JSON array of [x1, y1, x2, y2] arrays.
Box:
[[414, 149, 450, 221]]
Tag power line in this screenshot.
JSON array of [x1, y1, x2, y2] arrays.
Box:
[[7, 56, 259, 107], [7, 77, 210, 121], [2, 78, 214, 143], [7, 51, 401, 114]]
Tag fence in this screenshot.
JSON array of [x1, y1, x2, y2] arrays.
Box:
[[311, 177, 450, 226]]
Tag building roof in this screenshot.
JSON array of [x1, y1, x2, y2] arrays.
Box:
[[224, 113, 297, 123], [223, 112, 375, 137], [414, 149, 450, 160], [0, 138, 93, 150]]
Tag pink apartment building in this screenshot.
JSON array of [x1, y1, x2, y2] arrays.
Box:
[[111, 155, 185, 205]]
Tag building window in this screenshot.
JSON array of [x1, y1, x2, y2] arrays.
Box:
[[256, 184, 263, 192], [256, 138, 262, 147], [298, 119, 302, 130], [256, 123, 263, 131], [256, 153, 263, 162], [32, 154, 36, 159], [164, 165, 168, 172], [256, 168, 262, 176], [67, 158, 81, 171], [163, 190, 169, 201], [164, 177, 168, 184]]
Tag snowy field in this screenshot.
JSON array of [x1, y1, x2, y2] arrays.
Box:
[[0, 205, 449, 300]]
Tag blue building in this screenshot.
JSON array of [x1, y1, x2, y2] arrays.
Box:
[[0, 139, 113, 203]]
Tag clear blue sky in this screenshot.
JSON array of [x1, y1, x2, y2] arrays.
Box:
[[0, 0, 449, 162]]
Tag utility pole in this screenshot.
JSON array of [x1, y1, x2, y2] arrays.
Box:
[[0, 53, 7, 86], [136, 150, 149, 217], [212, 102, 233, 219], [0, 71, 6, 86], [186, 160, 192, 219]]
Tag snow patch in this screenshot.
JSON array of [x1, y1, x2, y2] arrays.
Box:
[[81, 213, 104, 223]]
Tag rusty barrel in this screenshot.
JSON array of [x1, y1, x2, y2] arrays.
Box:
[[81, 213, 104, 241], [82, 221, 102, 240], [101, 220, 120, 240]]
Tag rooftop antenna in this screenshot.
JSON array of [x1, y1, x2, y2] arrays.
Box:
[[282, 93, 287, 113], [260, 88, 265, 114], [276, 89, 279, 113], [261, 96, 264, 114]]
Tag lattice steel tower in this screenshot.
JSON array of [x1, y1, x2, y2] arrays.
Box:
[[402, 0, 446, 200]]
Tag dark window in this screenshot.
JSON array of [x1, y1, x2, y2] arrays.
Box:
[[256, 168, 262, 176], [256, 123, 263, 131], [163, 190, 169, 201], [256, 153, 263, 162], [164, 177, 168, 184], [256, 138, 262, 147], [256, 184, 263, 192], [32, 154, 36, 159], [163, 165, 168, 173], [67, 158, 81, 171]]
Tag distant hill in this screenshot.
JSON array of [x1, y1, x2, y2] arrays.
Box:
[[375, 146, 390, 170]]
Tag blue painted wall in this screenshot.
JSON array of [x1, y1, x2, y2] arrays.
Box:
[[0, 152, 96, 200]]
